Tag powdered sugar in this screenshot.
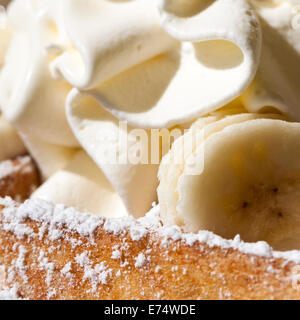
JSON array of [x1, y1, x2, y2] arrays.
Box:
[[75, 252, 91, 267], [0, 156, 31, 180], [111, 249, 122, 260], [82, 262, 112, 291], [0, 286, 22, 300], [61, 262, 72, 278], [134, 253, 146, 268], [1, 196, 300, 275], [1, 196, 299, 299], [75, 251, 112, 292], [155, 266, 161, 273], [0, 197, 103, 239], [38, 251, 55, 286], [14, 246, 28, 283]]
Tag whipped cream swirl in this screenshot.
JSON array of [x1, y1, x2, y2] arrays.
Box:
[[0, 0, 299, 219]]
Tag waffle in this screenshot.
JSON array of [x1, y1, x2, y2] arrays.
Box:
[[0, 196, 300, 300], [0, 156, 40, 202]]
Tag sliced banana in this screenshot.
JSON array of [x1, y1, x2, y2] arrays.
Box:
[[158, 112, 285, 226], [31, 150, 128, 218], [0, 116, 26, 161], [158, 114, 221, 224], [157, 113, 300, 251]]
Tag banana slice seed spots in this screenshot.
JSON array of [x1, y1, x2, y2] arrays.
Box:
[[238, 184, 284, 218], [242, 201, 249, 209]]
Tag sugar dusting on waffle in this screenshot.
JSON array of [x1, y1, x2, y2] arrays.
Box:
[[0, 285, 22, 300], [0, 156, 31, 180], [0, 156, 40, 203], [1, 197, 300, 299]]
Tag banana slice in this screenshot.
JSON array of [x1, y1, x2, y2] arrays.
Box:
[[158, 114, 221, 223], [31, 150, 128, 218], [158, 114, 300, 251], [158, 112, 285, 226]]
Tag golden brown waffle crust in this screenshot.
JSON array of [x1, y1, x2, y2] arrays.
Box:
[[1, 198, 300, 300], [0, 156, 39, 202]]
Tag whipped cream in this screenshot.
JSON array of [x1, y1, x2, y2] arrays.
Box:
[[0, 0, 299, 221], [32, 150, 128, 217], [0, 116, 25, 161], [242, 0, 300, 119], [21, 134, 78, 180]]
